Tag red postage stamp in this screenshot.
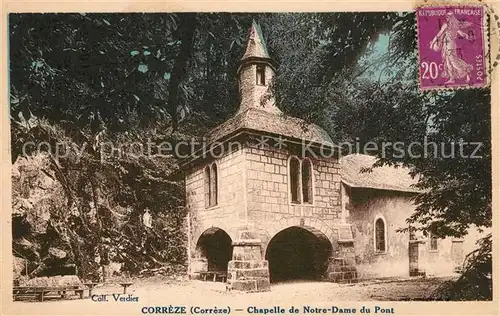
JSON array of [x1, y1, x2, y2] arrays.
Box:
[[416, 4, 489, 90]]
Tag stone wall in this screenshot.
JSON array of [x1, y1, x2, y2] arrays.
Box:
[[238, 63, 277, 114], [348, 188, 416, 279], [186, 147, 247, 257], [186, 140, 359, 283], [243, 143, 344, 251], [347, 187, 477, 279]]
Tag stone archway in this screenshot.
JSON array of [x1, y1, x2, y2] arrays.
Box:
[[260, 217, 338, 252], [265, 226, 333, 283], [195, 227, 233, 272]]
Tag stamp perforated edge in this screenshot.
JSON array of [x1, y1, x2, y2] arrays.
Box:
[[414, 1, 491, 91]]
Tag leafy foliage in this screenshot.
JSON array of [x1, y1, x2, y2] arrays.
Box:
[[11, 12, 403, 278], [9, 12, 491, 292], [431, 234, 492, 300], [329, 13, 492, 300], [12, 118, 187, 278]]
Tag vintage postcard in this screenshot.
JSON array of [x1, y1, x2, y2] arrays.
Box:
[[1, 1, 499, 316]]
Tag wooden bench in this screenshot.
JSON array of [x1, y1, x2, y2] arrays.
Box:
[[86, 282, 133, 295], [199, 271, 227, 282], [84, 282, 99, 297], [13, 286, 86, 302]]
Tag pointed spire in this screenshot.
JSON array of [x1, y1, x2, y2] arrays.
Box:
[[241, 20, 270, 61], [236, 20, 280, 115]]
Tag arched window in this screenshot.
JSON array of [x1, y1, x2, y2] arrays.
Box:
[[289, 157, 301, 203], [430, 233, 438, 251], [204, 166, 211, 208], [301, 159, 313, 203], [288, 156, 314, 204], [210, 163, 218, 206], [204, 163, 218, 208], [374, 217, 386, 253]]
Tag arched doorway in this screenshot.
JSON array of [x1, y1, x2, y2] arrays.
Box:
[[195, 228, 232, 272], [265, 226, 332, 283]]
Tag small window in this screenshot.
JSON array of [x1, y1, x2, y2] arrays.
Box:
[[204, 163, 218, 208], [210, 164, 218, 206], [375, 218, 386, 253], [430, 233, 438, 251], [204, 166, 211, 209], [256, 64, 266, 85], [289, 157, 300, 203], [288, 157, 315, 204], [301, 159, 313, 203]]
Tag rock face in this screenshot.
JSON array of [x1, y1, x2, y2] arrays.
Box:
[[12, 154, 72, 279], [19, 275, 83, 287], [13, 256, 27, 279], [48, 247, 67, 259], [12, 154, 65, 234], [12, 152, 189, 281]]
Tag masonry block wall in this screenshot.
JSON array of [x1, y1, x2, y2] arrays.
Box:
[[186, 141, 348, 256], [243, 142, 344, 252], [186, 147, 247, 257]]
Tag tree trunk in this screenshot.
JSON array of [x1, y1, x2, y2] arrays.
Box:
[[166, 13, 197, 131]]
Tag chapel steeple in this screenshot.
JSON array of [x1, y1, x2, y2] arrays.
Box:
[[237, 21, 280, 114]]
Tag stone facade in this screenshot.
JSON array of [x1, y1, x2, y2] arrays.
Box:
[[186, 147, 246, 252], [182, 21, 476, 292], [244, 143, 344, 249], [185, 137, 357, 289]]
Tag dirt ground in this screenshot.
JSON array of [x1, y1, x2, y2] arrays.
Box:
[[9, 276, 454, 315]]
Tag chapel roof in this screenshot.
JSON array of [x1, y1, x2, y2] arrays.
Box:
[[208, 21, 333, 146], [340, 154, 420, 193], [208, 107, 334, 145]]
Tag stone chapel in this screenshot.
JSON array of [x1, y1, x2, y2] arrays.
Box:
[[181, 21, 477, 292]]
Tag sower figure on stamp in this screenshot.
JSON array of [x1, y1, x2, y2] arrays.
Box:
[[430, 11, 474, 84]]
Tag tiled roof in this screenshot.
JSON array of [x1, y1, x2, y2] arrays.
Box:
[[340, 154, 420, 193], [208, 107, 334, 145], [207, 21, 333, 147]]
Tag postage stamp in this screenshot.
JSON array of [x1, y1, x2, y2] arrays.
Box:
[[416, 4, 489, 90]]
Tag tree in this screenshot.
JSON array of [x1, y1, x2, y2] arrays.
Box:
[[333, 13, 491, 238], [10, 13, 401, 278], [10, 13, 491, 295], [327, 13, 492, 299]]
